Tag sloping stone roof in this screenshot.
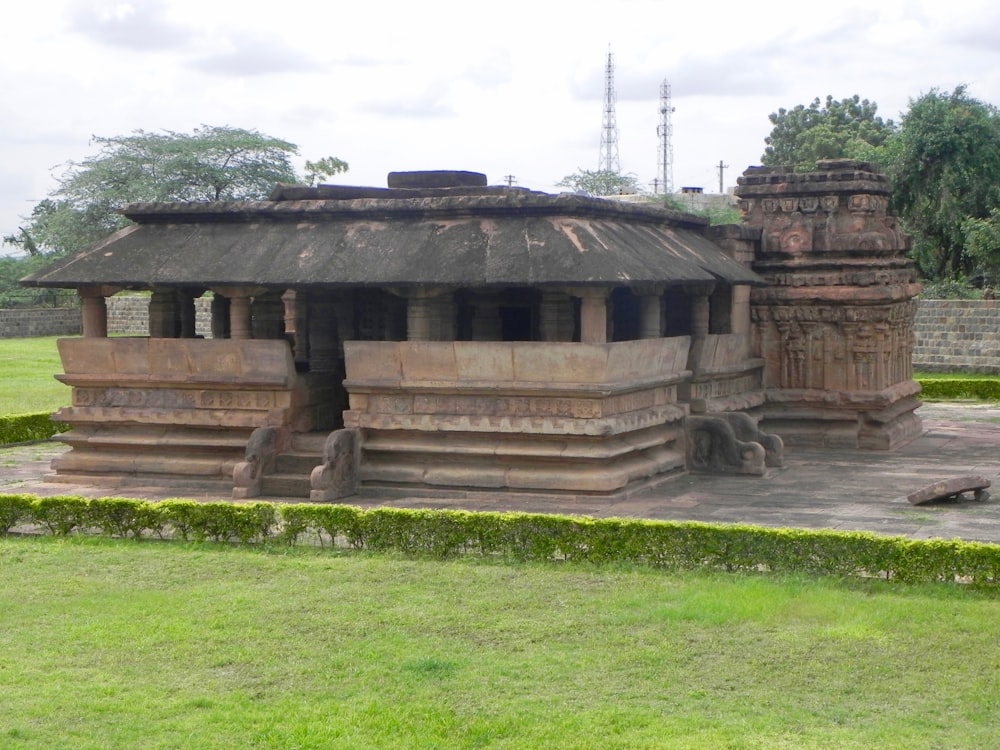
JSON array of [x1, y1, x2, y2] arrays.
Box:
[[22, 182, 763, 290]]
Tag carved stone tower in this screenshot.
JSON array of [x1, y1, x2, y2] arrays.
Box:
[[736, 160, 923, 449]]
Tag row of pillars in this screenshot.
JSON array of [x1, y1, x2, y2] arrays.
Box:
[[78, 283, 747, 344], [78, 285, 272, 340], [405, 285, 732, 344]]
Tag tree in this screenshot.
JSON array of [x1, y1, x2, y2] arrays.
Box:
[[884, 86, 1000, 279], [303, 157, 350, 186], [556, 169, 642, 197], [3, 125, 348, 256], [762, 95, 895, 169], [962, 208, 1000, 287]]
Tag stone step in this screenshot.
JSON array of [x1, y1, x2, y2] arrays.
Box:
[[291, 432, 329, 452], [274, 452, 321, 475], [260, 473, 312, 498]]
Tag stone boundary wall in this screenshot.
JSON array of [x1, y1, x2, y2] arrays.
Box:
[[105, 296, 149, 335], [0, 297, 213, 338], [912, 300, 1000, 374], [106, 296, 213, 337], [1, 299, 998, 373], [0, 307, 81, 337]]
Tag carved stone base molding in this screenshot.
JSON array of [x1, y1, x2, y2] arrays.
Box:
[[342, 338, 692, 496]]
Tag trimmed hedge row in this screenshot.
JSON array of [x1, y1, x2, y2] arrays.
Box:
[[917, 378, 1000, 401], [0, 412, 69, 445], [3, 493, 999, 587]]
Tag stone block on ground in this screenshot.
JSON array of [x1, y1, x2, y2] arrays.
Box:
[[907, 475, 991, 505]]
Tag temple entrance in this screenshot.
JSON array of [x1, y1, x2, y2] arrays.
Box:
[[500, 305, 533, 341]]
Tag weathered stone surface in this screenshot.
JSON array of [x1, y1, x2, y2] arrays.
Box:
[[310, 428, 359, 501], [386, 170, 488, 189], [907, 475, 991, 505], [20, 161, 933, 505], [685, 415, 767, 475], [22, 189, 760, 291], [719, 411, 783, 468], [341, 338, 692, 494], [51, 338, 305, 488], [737, 160, 922, 449], [232, 426, 284, 499]]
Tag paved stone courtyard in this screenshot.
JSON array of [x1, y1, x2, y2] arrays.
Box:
[[3, 402, 1000, 544]]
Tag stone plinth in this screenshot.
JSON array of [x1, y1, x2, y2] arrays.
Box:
[[737, 160, 923, 449], [50, 338, 311, 489], [342, 337, 692, 496], [680, 332, 766, 414]]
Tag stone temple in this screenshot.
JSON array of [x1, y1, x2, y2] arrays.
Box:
[[21, 160, 923, 502]]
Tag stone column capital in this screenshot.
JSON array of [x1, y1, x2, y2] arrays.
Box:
[[632, 284, 664, 298], [683, 282, 716, 297], [387, 286, 457, 300], [563, 286, 610, 300], [211, 285, 268, 300], [77, 284, 122, 299]]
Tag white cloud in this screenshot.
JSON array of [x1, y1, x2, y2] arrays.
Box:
[[69, 0, 191, 51], [2, 0, 1000, 256]]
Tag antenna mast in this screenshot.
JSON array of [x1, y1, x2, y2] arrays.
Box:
[[598, 48, 620, 174], [656, 79, 675, 195]]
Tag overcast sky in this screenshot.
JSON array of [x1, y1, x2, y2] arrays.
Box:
[[3, 0, 999, 256]]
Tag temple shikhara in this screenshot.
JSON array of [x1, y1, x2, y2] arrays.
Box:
[[21, 160, 923, 502]]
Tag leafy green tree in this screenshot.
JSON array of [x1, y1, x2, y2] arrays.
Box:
[[303, 157, 350, 186], [762, 95, 895, 169], [884, 86, 1000, 279], [556, 169, 642, 197], [962, 208, 1000, 286], [0, 253, 76, 307], [3, 125, 347, 256]]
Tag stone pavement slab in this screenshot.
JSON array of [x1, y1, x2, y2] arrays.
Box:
[[3, 402, 1000, 544]]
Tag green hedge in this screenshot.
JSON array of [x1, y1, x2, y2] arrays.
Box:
[[0, 412, 69, 445], [3, 494, 999, 587], [917, 378, 1000, 401]]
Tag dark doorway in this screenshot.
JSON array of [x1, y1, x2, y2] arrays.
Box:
[[500, 306, 533, 341]]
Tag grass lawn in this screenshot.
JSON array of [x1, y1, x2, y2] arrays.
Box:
[[0, 336, 69, 415], [2, 536, 998, 749]]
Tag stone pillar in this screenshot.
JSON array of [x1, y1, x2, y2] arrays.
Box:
[[178, 290, 199, 338], [539, 290, 575, 342], [229, 296, 252, 340], [212, 287, 264, 341], [690, 285, 713, 340], [78, 286, 116, 338], [406, 292, 432, 341], [686, 284, 714, 373], [282, 289, 309, 366], [470, 293, 503, 341], [732, 285, 751, 336], [251, 292, 285, 340], [406, 288, 456, 341], [148, 289, 180, 338], [211, 294, 231, 339], [635, 286, 664, 339], [331, 293, 355, 350], [572, 288, 609, 344], [306, 294, 339, 371]]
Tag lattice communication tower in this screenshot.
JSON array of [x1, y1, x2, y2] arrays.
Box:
[[656, 79, 675, 195], [598, 49, 620, 174]]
